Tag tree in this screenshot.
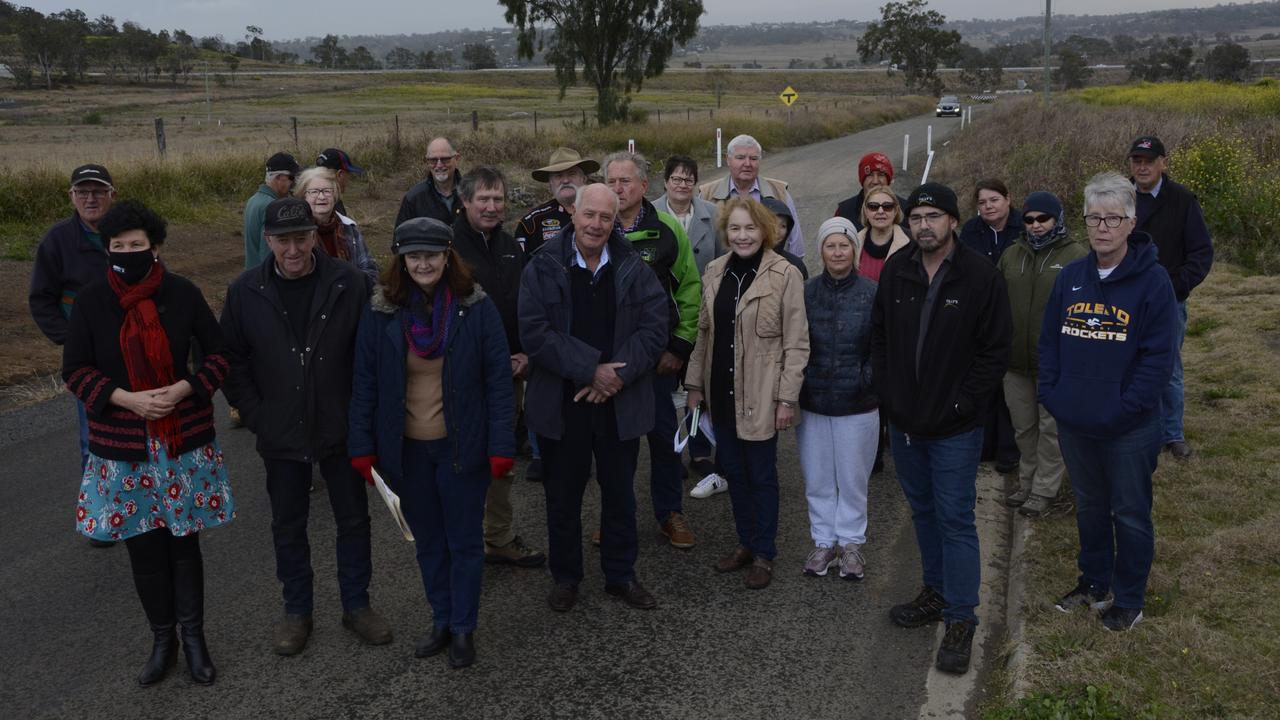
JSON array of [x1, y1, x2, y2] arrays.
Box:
[[1204, 42, 1251, 82], [245, 25, 263, 61], [462, 42, 498, 70], [1111, 34, 1139, 59], [1128, 37, 1196, 82], [858, 0, 962, 96], [348, 45, 380, 70], [415, 49, 441, 69], [385, 46, 416, 69], [1053, 48, 1094, 90], [222, 53, 239, 82], [501, 0, 704, 126], [955, 43, 1002, 90]]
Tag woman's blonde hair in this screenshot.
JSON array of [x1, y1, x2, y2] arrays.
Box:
[[860, 188, 903, 227], [294, 167, 340, 200], [716, 196, 780, 250]]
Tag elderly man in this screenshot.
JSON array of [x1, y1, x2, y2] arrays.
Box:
[[450, 166, 546, 568], [604, 151, 701, 549], [315, 147, 364, 217], [872, 182, 1011, 675], [699, 134, 806, 257], [834, 151, 908, 232], [29, 164, 116, 546], [514, 147, 599, 256], [221, 196, 390, 657], [1127, 136, 1213, 460], [397, 136, 463, 227], [244, 152, 300, 269], [519, 184, 668, 612]]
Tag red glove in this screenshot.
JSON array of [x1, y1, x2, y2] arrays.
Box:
[[350, 455, 376, 486], [489, 456, 514, 479]]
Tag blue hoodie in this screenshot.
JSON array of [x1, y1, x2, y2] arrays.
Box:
[[1037, 231, 1177, 439]]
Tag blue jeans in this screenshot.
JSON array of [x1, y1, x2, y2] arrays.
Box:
[[76, 399, 89, 472], [263, 455, 373, 615], [647, 373, 684, 522], [717, 422, 780, 561], [1161, 301, 1188, 444], [398, 438, 489, 634], [890, 425, 984, 625], [1058, 414, 1161, 609]]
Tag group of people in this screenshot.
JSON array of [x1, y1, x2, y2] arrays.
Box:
[[27, 127, 1210, 684]]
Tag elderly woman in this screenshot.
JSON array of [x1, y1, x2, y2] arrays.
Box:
[[999, 192, 1087, 518], [685, 197, 809, 590], [1038, 171, 1177, 632], [856, 188, 911, 283], [348, 217, 514, 668], [62, 200, 233, 686], [797, 217, 879, 580], [295, 166, 378, 281]]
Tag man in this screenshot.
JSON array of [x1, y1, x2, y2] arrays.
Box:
[[514, 147, 599, 256], [221, 197, 391, 656], [603, 151, 701, 549], [396, 136, 463, 227], [244, 152, 300, 269], [315, 147, 364, 217], [450, 166, 546, 569], [871, 182, 1012, 675], [29, 164, 115, 548], [699, 134, 806, 257], [519, 184, 668, 612], [1127, 135, 1213, 460], [834, 151, 908, 232]]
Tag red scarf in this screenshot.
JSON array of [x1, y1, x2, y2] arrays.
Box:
[[107, 262, 183, 454], [316, 215, 349, 261]]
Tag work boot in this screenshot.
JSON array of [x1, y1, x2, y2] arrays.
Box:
[[172, 557, 216, 685], [660, 512, 696, 549], [342, 607, 393, 645], [936, 619, 976, 674], [889, 585, 948, 628], [131, 570, 177, 687], [273, 614, 314, 656], [485, 536, 546, 567]]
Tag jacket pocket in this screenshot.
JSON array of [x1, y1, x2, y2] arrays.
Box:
[[754, 296, 782, 338], [1044, 375, 1127, 434]]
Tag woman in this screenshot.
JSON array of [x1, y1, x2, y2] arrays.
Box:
[[856, 188, 911, 283], [797, 217, 879, 580], [654, 154, 722, 276], [295, 166, 378, 281], [998, 192, 1086, 518], [958, 178, 1023, 263], [348, 217, 514, 668], [1038, 171, 1177, 632], [62, 200, 233, 687], [685, 197, 809, 590]]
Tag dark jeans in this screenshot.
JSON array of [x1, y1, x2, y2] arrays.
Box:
[[647, 373, 684, 521], [398, 438, 489, 634], [263, 455, 372, 615], [717, 420, 780, 561], [1161, 301, 1188, 444], [890, 425, 984, 624], [1058, 414, 1161, 610], [540, 420, 640, 587]]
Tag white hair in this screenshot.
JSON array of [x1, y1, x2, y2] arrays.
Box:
[[574, 183, 620, 213], [602, 151, 650, 182], [726, 134, 763, 157], [1082, 171, 1136, 217]]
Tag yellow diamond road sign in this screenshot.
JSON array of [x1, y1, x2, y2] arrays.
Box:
[[779, 86, 799, 107]]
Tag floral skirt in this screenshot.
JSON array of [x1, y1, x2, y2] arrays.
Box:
[[76, 438, 235, 541]]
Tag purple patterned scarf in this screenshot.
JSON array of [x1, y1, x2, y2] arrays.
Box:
[[402, 286, 454, 359]]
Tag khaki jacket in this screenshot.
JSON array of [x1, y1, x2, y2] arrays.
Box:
[[686, 250, 810, 441]]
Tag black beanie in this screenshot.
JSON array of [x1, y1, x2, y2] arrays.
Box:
[[905, 182, 960, 221]]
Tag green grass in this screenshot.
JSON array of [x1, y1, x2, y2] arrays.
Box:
[[1078, 79, 1280, 118]]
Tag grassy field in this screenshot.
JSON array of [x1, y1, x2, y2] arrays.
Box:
[[929, 82, 1280, 719]]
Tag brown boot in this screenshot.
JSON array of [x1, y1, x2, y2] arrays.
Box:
[[715, 545, 753, 573], [744, 558, 773, 590], [660, 512, 696, 549]]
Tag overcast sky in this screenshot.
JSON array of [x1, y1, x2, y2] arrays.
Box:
[[24, 0, 1230, 41]]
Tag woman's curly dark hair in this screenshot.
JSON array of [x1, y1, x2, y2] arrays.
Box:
[[98, 199, 167, 246]]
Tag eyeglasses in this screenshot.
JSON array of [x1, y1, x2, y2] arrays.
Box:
[[71, 188, 111, 199], [1083, 214, 1129, 228], [304, 188, 335, 198], [866, 202, 896, 212], [426, 155, 457, 166], [667, 175, 696, 186], [1023, 214, 1054, 225], [908, 212, 947, 225]]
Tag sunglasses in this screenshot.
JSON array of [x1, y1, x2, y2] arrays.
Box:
[[866, 201, 896, 212], [1023, 213, 1055, 225]]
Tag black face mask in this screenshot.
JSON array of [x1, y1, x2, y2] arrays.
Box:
[[109, 249, 156, 284]]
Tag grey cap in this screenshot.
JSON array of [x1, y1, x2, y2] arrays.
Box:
[[392, 217, 452, 255]]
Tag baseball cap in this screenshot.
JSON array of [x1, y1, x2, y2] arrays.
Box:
[[70, 164, 113, 187], [263, 197, 316, 235], [392, 217, 453, 255], [1128, 136, 1166, 159], [316, 148, 364, 174], [266, 152, 301, 176]]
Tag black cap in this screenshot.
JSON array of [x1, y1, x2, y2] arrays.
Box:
[[266, 152, 301, 175], [316, 148, 364, 174], [905, 182, 960, 221], [1128, 136, 1166, 159], [263, 197, 315, 235], [392, 217, 452, 255], [71, 164, 113, 187]]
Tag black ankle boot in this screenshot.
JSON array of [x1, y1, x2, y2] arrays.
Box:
[[131, 571, 177, 687], [448, 632, 476, 669], [173, 557, 216, 685]]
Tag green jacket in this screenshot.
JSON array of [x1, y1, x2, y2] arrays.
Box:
[[998, 232, 1088, 374], [623, 199, 701, 360], [243, 184, 277, 269]]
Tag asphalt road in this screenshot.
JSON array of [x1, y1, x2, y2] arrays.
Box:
[[0, 109, 1002, 720]]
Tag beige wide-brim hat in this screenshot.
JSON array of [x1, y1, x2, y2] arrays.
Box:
[[532, 147, 600, 182]]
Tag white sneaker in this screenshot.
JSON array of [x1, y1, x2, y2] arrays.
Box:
[[689, 472, 728, 499]]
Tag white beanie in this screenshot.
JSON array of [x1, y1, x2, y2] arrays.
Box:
[[816, 216, 863, 268]]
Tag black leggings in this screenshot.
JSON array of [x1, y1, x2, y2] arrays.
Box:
[[124, 529, 201, 575]]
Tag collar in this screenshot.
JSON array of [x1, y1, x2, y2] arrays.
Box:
[[910, 238, 958, 269], [1135, 175, 1164, 198], [618, 201, 648, 234], [572, 241, 610, 279], [729, 178, 762, 197]]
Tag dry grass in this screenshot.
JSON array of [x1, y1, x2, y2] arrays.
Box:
[[0, 372, 65, 411]]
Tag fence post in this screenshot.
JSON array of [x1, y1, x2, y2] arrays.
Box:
[[628, 138, 635, 153], [902, 134, 910, 172], [154, 118, 166, 157], [582, 109, 587, 126], [656, 109, 660, 124], [393, 114, 401, 158], [687, 108, 691, 122], [716, 128, 722, 168], [471, 111, 479, 132], [927, 124, 933, 154], [921, 150, 936, 184], [291, 116, 298, 150], [533, 110, 538, 134]]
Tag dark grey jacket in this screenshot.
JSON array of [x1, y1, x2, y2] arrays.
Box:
[[518, 227, 668, 441], [800, 272, 879, 416]]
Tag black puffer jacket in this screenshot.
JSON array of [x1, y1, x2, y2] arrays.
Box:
[[800, 272, 878, 416], [220, 250, 372, 462]]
